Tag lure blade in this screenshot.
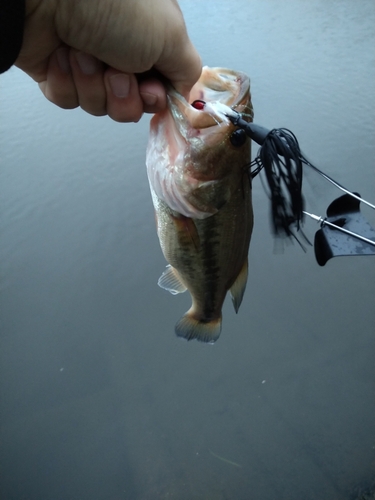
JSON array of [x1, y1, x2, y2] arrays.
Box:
[[313, 194, 375, 266]]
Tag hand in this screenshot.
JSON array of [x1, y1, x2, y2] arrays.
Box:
[[16, 0, 202, 122]]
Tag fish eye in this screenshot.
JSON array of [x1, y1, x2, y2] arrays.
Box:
[[230, 129, 247, 147]]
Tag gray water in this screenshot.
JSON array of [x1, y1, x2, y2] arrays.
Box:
[[1, 1, 374, 499]]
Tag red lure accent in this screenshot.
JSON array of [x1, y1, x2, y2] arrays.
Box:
[[191, 100, 205, 110]]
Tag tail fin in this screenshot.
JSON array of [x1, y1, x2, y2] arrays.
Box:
[[175, 311, 222, 344]]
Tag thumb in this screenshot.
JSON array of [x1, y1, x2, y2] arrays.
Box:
[[155, 37, 202, 99]]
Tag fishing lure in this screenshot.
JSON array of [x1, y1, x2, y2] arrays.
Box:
[[202, 101, 375, 265]]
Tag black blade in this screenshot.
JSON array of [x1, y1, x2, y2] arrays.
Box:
[[314, 194, 375, 266]]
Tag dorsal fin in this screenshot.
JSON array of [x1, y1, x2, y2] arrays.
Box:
[[229, 258, 248, 313], [158, 265, 187, 295]]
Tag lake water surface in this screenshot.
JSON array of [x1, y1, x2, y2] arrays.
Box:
[[1, 1, 374, 499]]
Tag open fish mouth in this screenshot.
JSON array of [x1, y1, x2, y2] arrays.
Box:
[[167, 67, 252, 141], [146, 66, 253, 219]]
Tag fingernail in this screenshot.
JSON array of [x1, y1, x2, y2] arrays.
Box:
[[109, 74, 130, 98], [56, 47, 70, 74], [140, 92, 158, 107], [75, 52, 98, 75]]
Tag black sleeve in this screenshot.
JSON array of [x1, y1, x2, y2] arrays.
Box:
[[0, 0, 26, 73]]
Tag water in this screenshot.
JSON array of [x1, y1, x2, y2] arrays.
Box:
[[1, 1, 374, 499]]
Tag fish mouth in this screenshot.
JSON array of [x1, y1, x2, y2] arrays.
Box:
[[167, 67, 251, 142]]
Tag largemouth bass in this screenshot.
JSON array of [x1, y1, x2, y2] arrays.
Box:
[[146, 67, 253, 343]]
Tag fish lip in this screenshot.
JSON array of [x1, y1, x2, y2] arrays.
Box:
[[167, 68, 250, 139]]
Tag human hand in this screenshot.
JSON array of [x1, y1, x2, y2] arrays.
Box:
[[16, 0, 201, 122]]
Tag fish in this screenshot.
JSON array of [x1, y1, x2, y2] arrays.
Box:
[[146, 66, 254, 343]]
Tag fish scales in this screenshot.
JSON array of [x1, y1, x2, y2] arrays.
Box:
[[146, 67, 254, 343]]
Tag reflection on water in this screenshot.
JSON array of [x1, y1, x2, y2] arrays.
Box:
[[1, 1, 374, 499]]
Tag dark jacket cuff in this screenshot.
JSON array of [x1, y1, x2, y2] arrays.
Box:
[[0, 0, 26, 73]]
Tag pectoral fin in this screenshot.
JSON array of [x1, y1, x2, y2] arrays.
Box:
[[158, 265, 187, 295], [230, 258, 248, 313], [170, 213, 200, 251]]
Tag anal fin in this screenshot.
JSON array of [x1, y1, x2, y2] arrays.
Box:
[[230, 258, 248, 313], [158, 265, 187, 295]]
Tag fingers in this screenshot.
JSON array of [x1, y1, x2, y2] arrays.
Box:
[[104, 69, 143, 122], [138, 78, 167, 114], [69, 50, 107, 116], [38, 47, 79, 109], [38, 47, 168, 121], [103, 70, 167, 122], [19, 0, 202, 121]]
